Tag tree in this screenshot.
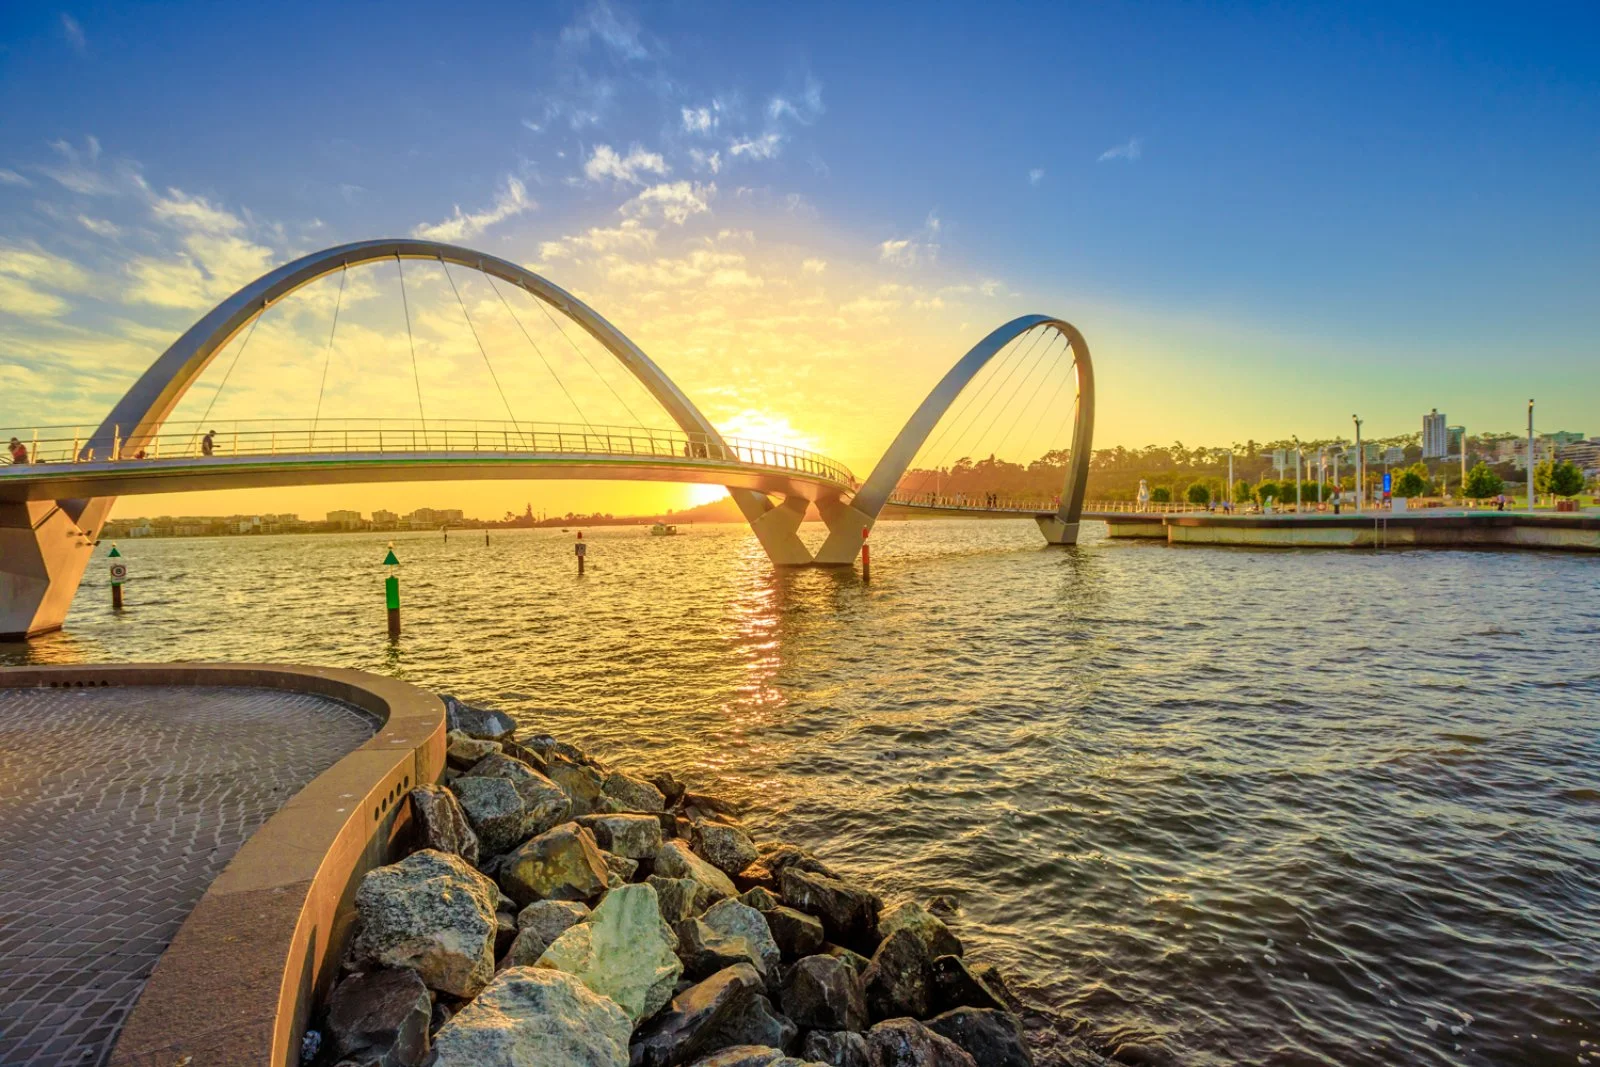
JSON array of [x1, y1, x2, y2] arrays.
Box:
[[1186, 482, 1211, 505], [1394, 469, 1428, 497], [1256, 480, 1278, 503], [1150, 487, 1171, 503], [1463, 463, 1503, 499], [1234, 480, 1254, 503], [1548, 461, 1586, 499]]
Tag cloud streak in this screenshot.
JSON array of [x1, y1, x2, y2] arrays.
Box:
[[584, 144, 669, 185], [1098, 137, 1143, 162], [412, 176, 533, 242]]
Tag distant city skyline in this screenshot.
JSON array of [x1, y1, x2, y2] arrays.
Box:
[[2, 2, 1596, 516]]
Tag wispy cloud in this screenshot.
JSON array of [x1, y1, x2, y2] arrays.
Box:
[[560, 0, 649, 61], [78, 215, 121, 237], [1098, 137, 1143, 162], [150, 188, 244, 233], [584, 144, 669, 185], [801, 258, 827, 275], [412, 176, 533, 242], [767, 78, 824, 125], [0, 169, 30, 187], [60, 13, 86, 55], [689, 149, 721, 175], [729, 133, 782, 160], [621, 181, 714, 225], [878, 211, 942, 267], [1029, 167, 1045, 186], [681, 105, 718, 135]]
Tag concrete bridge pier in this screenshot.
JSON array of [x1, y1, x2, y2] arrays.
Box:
[[813, 496, 877, 566], [1035, 514, 1081, 544], [0, 498, 109, 639], [734, 489, 817, 566]]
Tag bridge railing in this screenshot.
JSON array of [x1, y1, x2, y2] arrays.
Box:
[[0, 419, 856, 488], [884, 495, 1218, 514]]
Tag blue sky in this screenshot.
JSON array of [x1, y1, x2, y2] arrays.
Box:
[[0, 1, 1595, 512]]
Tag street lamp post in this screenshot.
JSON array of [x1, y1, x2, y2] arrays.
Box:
[[1527, 399, 1536, 510], [1293, 435, 1303, 512], [1227, 449, 1234, 510], [1352, 416, 1363, 512]]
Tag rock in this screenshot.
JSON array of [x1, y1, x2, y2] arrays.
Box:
[[429, 1001, 452, 1037], [877, 903, 962, 960], [925, 896, 960, 921], [447, 730, 503, 770], [801, 1030, 871, 1067], [966, 965, 1023, 1014], [326, 967, 432, 1066], [503, 901, 590, 968], [649, 875, 705, 923], [523, 733, 596, 767], [650, 771, 687, 806], [350, 850, 499, 998], [780, 869, 881, 949], [453, 776, 533, 856], [468, 754, 573, 839], [603, 850, 640, 884], [535, 883, 682, 1024], [675, 917, 766, 983], [688, 1049, 823, 1067], [1107, 1041, 1176, 1066], [443, 696, 518, 743], [925, 1009, 1032, 1067], [694, 822, 761, 877], [698, 994, 797, 1057], [779, 954, 867, 1032], [631, 963, 766, 1067], [409, 784, 480, 867], [738, 887, 781, 911], [759, 844, 840, 882], [432, 966, 631, 1067], [763, 907, 825, 961], [734, 861, 780, 893], [862, 929, 934, 1021], [547, 758, 610, 815], [929, 957, 1007, 1014], [700, 899, 781, 978], [498, 822, 610, 908], [657, 841, 738, 908], [821, 944, 871, 976], [500, 739, 550, 773], [580, 813, 665, 859], [683, 791, 743, 818], [496, 911, 519, 957], [603, 771, 668, 812], [863, 1019, 976, 1067]]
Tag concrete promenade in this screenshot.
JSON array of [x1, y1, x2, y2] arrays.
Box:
[[0, 685, 374, 1067], [1101, 509, 1600, 551]]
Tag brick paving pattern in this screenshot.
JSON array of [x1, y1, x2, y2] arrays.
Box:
[[0, 685, 375, 1067]]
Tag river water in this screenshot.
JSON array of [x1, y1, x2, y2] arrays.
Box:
[[4, 520, 1596, 1066]]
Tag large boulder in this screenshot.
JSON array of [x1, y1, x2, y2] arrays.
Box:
[[580, 813, 665, 859], [631, 963, 766, 1067], [757, 844, 840, 882], [325, 967, 432, 1066], [689, 1050, 825, 1067], [699, 900, 781, 978], [801, 1030, 871, 1067], [862, 929, 934, 1021], [502, 900, 590, 969], [453, 776, 533, 856], [863, 1019, 976, 1067], [698, 994, 797, 1057], [675, 917, 766, 982], [350, 850, 499, 998], [876, 903, 962, 960], [546, 759, 610, 815], [694, 822, 760, 877], [925, 1009, 1032, 1067], [780, 869, 881, 949], [822, 944, 871, 976], [602, 850, 640, 885], [443, 696, 518, 743], [738, 887, 782, 911], [603, 771, 667, 812], [929, 957, 1007, 1014], [763, 907, 825, 961], [649, 875, 706, 923], [410, 784, 480, 867], [537, 883, 683, 1024], [499, 822, 610, 908], [447, 730, 503, 770], [658, 841, 737, 909], [468, 754, 573, 839], [432, 967, 631, 1067], [779, 954, 867, 1032]]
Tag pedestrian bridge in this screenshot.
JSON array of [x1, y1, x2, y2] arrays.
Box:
[[0, 236, 1094, 639]]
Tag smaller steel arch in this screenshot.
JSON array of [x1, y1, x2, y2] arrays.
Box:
[[814, 314, 1094, 563]]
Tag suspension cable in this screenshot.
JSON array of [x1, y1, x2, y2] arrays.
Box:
[[1018, 345, 1077, 462], [987, 330, 1066, 462], [441, 259, 523, 438], [930, 325, 1050, 474], [310, 265, 347, 434], [395, 255, 427, 428], [486, 274, 593, 432], [190, 307, 265, 451], [526, 289, 645, 427], [905, 330, 1035, 496]]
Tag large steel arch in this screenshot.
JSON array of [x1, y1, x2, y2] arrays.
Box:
[[814, 314, 1094, 563]]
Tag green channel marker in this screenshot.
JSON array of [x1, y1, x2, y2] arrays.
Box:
[[383, 543, 400, 639]]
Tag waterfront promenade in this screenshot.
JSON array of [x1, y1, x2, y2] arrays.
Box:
[[0, 682, 373, 1067]]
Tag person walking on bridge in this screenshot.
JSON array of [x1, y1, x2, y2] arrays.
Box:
[[201, 430, 216, 457], [7, 437, 27, 465]]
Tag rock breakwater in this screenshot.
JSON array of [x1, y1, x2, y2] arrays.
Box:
[[312, 695, 1079, 1067]]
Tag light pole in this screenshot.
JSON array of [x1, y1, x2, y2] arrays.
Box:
[[1527, 399, 1536, 510], [1227, 449, 1234, 510], [1292, 435, 1303, 512], [1352, 416, 1363, 512]]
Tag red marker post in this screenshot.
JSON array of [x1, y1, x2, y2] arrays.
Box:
[[575, 531, 587, 576], [860, 526, 871, 582]]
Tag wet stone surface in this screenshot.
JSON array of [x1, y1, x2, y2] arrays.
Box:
[[0, 685, 374, 1067]]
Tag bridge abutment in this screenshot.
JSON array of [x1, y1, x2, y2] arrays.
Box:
[[0, 499, 107, 639], [1035, 515, 1081, 545]]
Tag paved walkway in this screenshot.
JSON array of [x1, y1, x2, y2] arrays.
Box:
[[0, 686, 375, 1067]]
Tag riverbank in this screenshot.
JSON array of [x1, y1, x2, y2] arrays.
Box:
[[1103, 509, 1600, 550], [312, 696, 1101, 1067]]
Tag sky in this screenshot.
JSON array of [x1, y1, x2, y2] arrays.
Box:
[[0, 1, 1595, 518]]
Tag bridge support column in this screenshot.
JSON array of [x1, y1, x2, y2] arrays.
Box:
[[732, 489, 816, 566], [0, 499, 108, 639], [813, 497, 877, 566], [1035, 514, 1081, 545]]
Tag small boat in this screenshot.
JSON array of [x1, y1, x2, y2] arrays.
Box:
[[649, 523, 677, 537]]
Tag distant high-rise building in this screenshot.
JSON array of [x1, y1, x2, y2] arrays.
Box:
[[372, 509, 398, 527], [1543, 430, 1586, 445], [1447, 426, 1465, 456], [326, 509, 362, 529], [1422, 409, 1449, 459]]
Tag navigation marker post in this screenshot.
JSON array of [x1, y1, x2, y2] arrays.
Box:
[[575, 531, 587, 576], [108, 544, 125, 611], [860, 526, 871, 582], [383, 543, 401, 640]]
